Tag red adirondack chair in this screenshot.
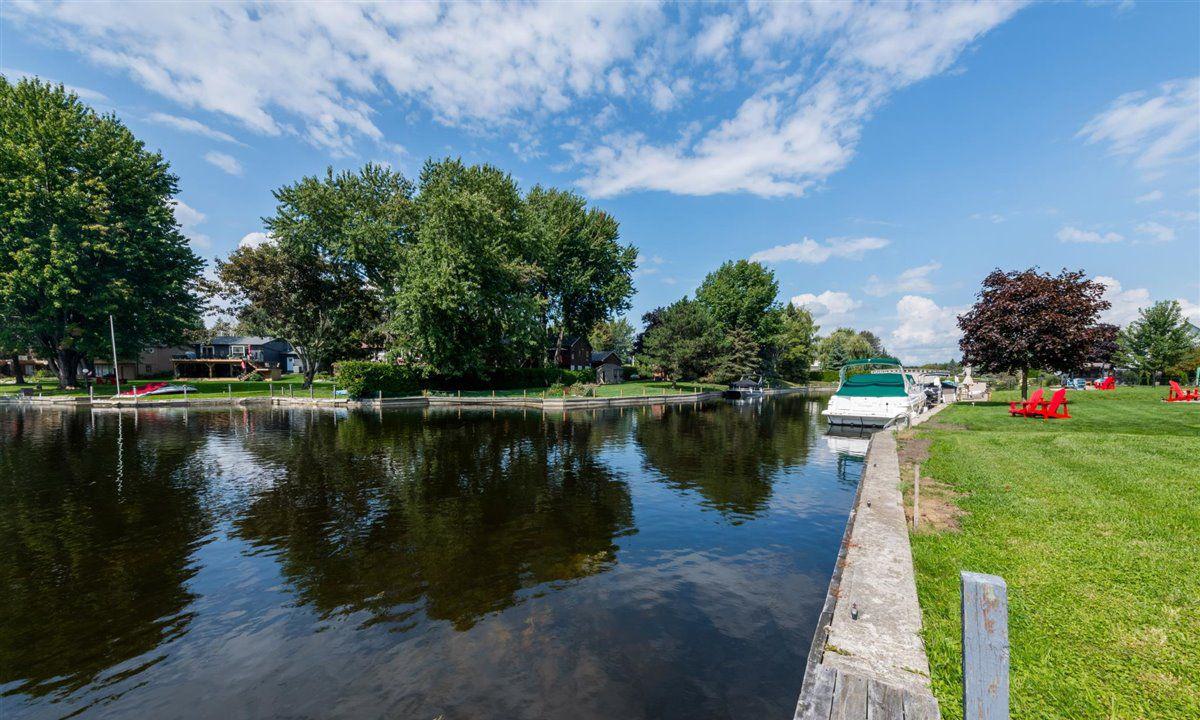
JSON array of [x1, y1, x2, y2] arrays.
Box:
[[1166, 381, 1199, 402], [1095, 376, 1115, 390], [1009, 388, 1044, 416], [1030, 388, 1070, 419]]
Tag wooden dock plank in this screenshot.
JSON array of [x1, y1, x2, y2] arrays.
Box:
[[831, 670, 868, 719], [866, 678, 905, 719], [794, 664, 837, 720], [902, 691, 940, 720]]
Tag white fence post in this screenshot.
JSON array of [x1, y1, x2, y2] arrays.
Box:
[[961, 571, 1009, 720]]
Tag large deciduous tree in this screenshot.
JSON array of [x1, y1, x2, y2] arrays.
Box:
[[389, 159, 542, 379], [0, 77, 203, 387], [526, 186, 636, 358], [695, 260, 782, 345], [816, 328, 875, 370], [775, 303, 819, 381], [589, 317, 635, 360], [957, 268, 1111, 398], [639, 298, 720, 385], [213, 243, 375, 387], [1116, 301, 1195, 384]]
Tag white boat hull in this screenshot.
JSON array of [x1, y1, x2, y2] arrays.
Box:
[[822, 394, 923, 428]]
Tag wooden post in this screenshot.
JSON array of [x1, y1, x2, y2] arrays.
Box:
[[290, 384, 294, 399], [913, 464, 920, 530], [183, 386, 188, 403], [961, 572, 1009, 720], [227, 383, 231, 401], [309, 385, 314, 400], [378, 390, 383, 403]]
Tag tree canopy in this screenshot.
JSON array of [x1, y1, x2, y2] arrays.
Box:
[[0, 77, 204, 387], [816, 328, 875, 370], [638, 298, 721, 385], [775, 303, 819, 380], [695, 260, 782, 347], [958, 268, 1111, 397], [1116, 301, 1196, 384], [589, 317, 635, 360]]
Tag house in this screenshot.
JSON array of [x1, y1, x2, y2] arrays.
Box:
[[548, 336, 593, 371], [591, 350, 623, 384], [93, 345, 192, 380], [172, 336, 294, 378]]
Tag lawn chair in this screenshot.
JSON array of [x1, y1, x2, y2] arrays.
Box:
[[1166, 381, 1199, 402], [1009, 388, 1044, 416], [1095, 376, 1115, 390], [1030, 387, 1070, 419]]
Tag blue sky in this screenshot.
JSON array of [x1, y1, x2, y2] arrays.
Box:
[[2, 0, 1197, 362]]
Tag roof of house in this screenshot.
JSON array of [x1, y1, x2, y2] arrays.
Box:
[[591, 350, 621, 364], [548, 336, 588, 349], [208, 336, 278, 346]]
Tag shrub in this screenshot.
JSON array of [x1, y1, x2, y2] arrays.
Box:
[[809, 369, 840, 383], [333, 361, 420, 398]]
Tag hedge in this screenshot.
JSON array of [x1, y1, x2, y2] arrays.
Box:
[[333, 361, 420, 398]]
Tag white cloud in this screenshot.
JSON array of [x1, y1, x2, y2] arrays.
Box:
[[889, 295, 962, 364], [750, 236, 889, 264], [575, 2, 1023, 196], [1179, 298, 1200, 324], [864, 261, 941, 297], [1134, 189, 1163, 203], [1095, 276, 1151, 326], [791, 290, 861, 325], [170, 198, 210, 250], [1078, 77, 1200, 175], [204, 151, 242, 176], [238, 232, 273, 249], [695, 13, 739, 61], [969, 212, 1006, 223], [1056, 225, 1123, 244], [1134, 220, 1175, 243], [148, 112, 241, 144]]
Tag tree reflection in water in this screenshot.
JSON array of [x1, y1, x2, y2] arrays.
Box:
[[0, 409, 210, 703], [635, 399, 816, 522], [231, 408, 634, 630]]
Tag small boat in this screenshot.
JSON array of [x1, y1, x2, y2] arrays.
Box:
[[821, 357, 925, 428], [117, 382, 199, 397], [722, 377, 764, 400]]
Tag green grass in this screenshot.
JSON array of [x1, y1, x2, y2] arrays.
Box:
[[908, 386, 1200, 719], [444, 380, 726, 398], [0, 377, 339, 400]]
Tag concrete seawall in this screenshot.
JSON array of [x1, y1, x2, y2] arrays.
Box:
[[794, 402, 951, 719]]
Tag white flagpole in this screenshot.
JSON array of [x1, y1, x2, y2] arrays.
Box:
[[109, 314, 122, 397]]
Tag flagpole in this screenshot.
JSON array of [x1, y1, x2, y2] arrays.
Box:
[[109, 314, 122, 397]]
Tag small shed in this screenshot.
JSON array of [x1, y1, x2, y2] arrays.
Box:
[[591, 350, 623, 384]]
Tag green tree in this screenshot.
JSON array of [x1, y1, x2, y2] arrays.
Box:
[[711, 327, 762, 384], [775, 303, 819, 380], [589, 317, 635, 360], [526, 186, 636, 358], [859, 330, 888, 357], [0, 77, 203, 387], [695, 259, 782, 343], [639, 298, 720, 385], [1117, 301, 1196, 384], [389, 159, 541, 379], [214, 243, 375, 387], [817, 328, 875, 370]]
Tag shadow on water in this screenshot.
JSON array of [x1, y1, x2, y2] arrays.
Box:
[[0, 395, 857, 720]]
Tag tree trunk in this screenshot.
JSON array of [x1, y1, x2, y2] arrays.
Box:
[[1020, 367, 1028, 400], [55, 348, 80, 388], [11, 354, 24, 384], [554, 325, 567, 368]]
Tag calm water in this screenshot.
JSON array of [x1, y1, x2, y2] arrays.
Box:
[[0, 396, 861, 720]]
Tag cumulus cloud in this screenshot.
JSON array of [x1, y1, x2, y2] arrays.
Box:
[[1056, 225, 1123, 244], [1095, 275, 1151, 326], [204, 151, 242, 176], [889, 295, 962, 364], [750, 236, 889, 264], [864, 261, 941, 297], [238, 232, 273, 249], [170, 199, 211, 250], [1134, 189, 1163, 203], [1134, 220, 1175, 243], [791, 290, 861, 324], [6, 2, 1023, 195], [1078, 77, 1200, 175], [148, 112, 241, 144]]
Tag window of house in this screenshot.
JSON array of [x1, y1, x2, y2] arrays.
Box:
[[230, 345, 246, 357]]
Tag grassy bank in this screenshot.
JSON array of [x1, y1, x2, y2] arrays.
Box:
[[902, 386, 1199, 719], [0, 377, 339, 400]]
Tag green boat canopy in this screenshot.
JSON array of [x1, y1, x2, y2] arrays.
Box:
[[837, 372, 910, 397], [842, 357, 902, 367]]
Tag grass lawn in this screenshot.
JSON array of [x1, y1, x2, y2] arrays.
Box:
[[0, 377, 339, 400], [903, 386, 1199, 719]]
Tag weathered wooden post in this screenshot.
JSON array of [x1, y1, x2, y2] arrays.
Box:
[[914, 464, 921, 529], [378, 390, 383, 403], [961, 571, 1009, 720], [183, 386, 188, 403], [227, 383, 231, 401]]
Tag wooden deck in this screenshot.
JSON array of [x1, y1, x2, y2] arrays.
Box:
[[795, 666, 939, 720]]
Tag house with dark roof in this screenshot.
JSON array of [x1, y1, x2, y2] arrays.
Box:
[[591, 350, 623, 384], [548, 336, 593, 370], [172, 336, 295, 377]]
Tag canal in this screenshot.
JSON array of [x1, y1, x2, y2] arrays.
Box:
[[0, 395, 862, 719]]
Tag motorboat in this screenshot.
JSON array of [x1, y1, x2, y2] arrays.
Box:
[[117, 382, 199, 397], [821, 357, 925, 428]]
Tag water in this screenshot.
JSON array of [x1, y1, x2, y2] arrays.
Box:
[[0, 396, 862, 720]]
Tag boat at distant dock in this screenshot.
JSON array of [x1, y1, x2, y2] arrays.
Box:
[[722, 377, 764, 400], [821, 357, 925, 428]]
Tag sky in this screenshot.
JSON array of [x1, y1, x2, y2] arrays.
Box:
[[2, 0, 1198, 363]]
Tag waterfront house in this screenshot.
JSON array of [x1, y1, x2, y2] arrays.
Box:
[[172, 336, 294, 378], [591, 350, 623, 384], [548, 336, 593, 371]]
